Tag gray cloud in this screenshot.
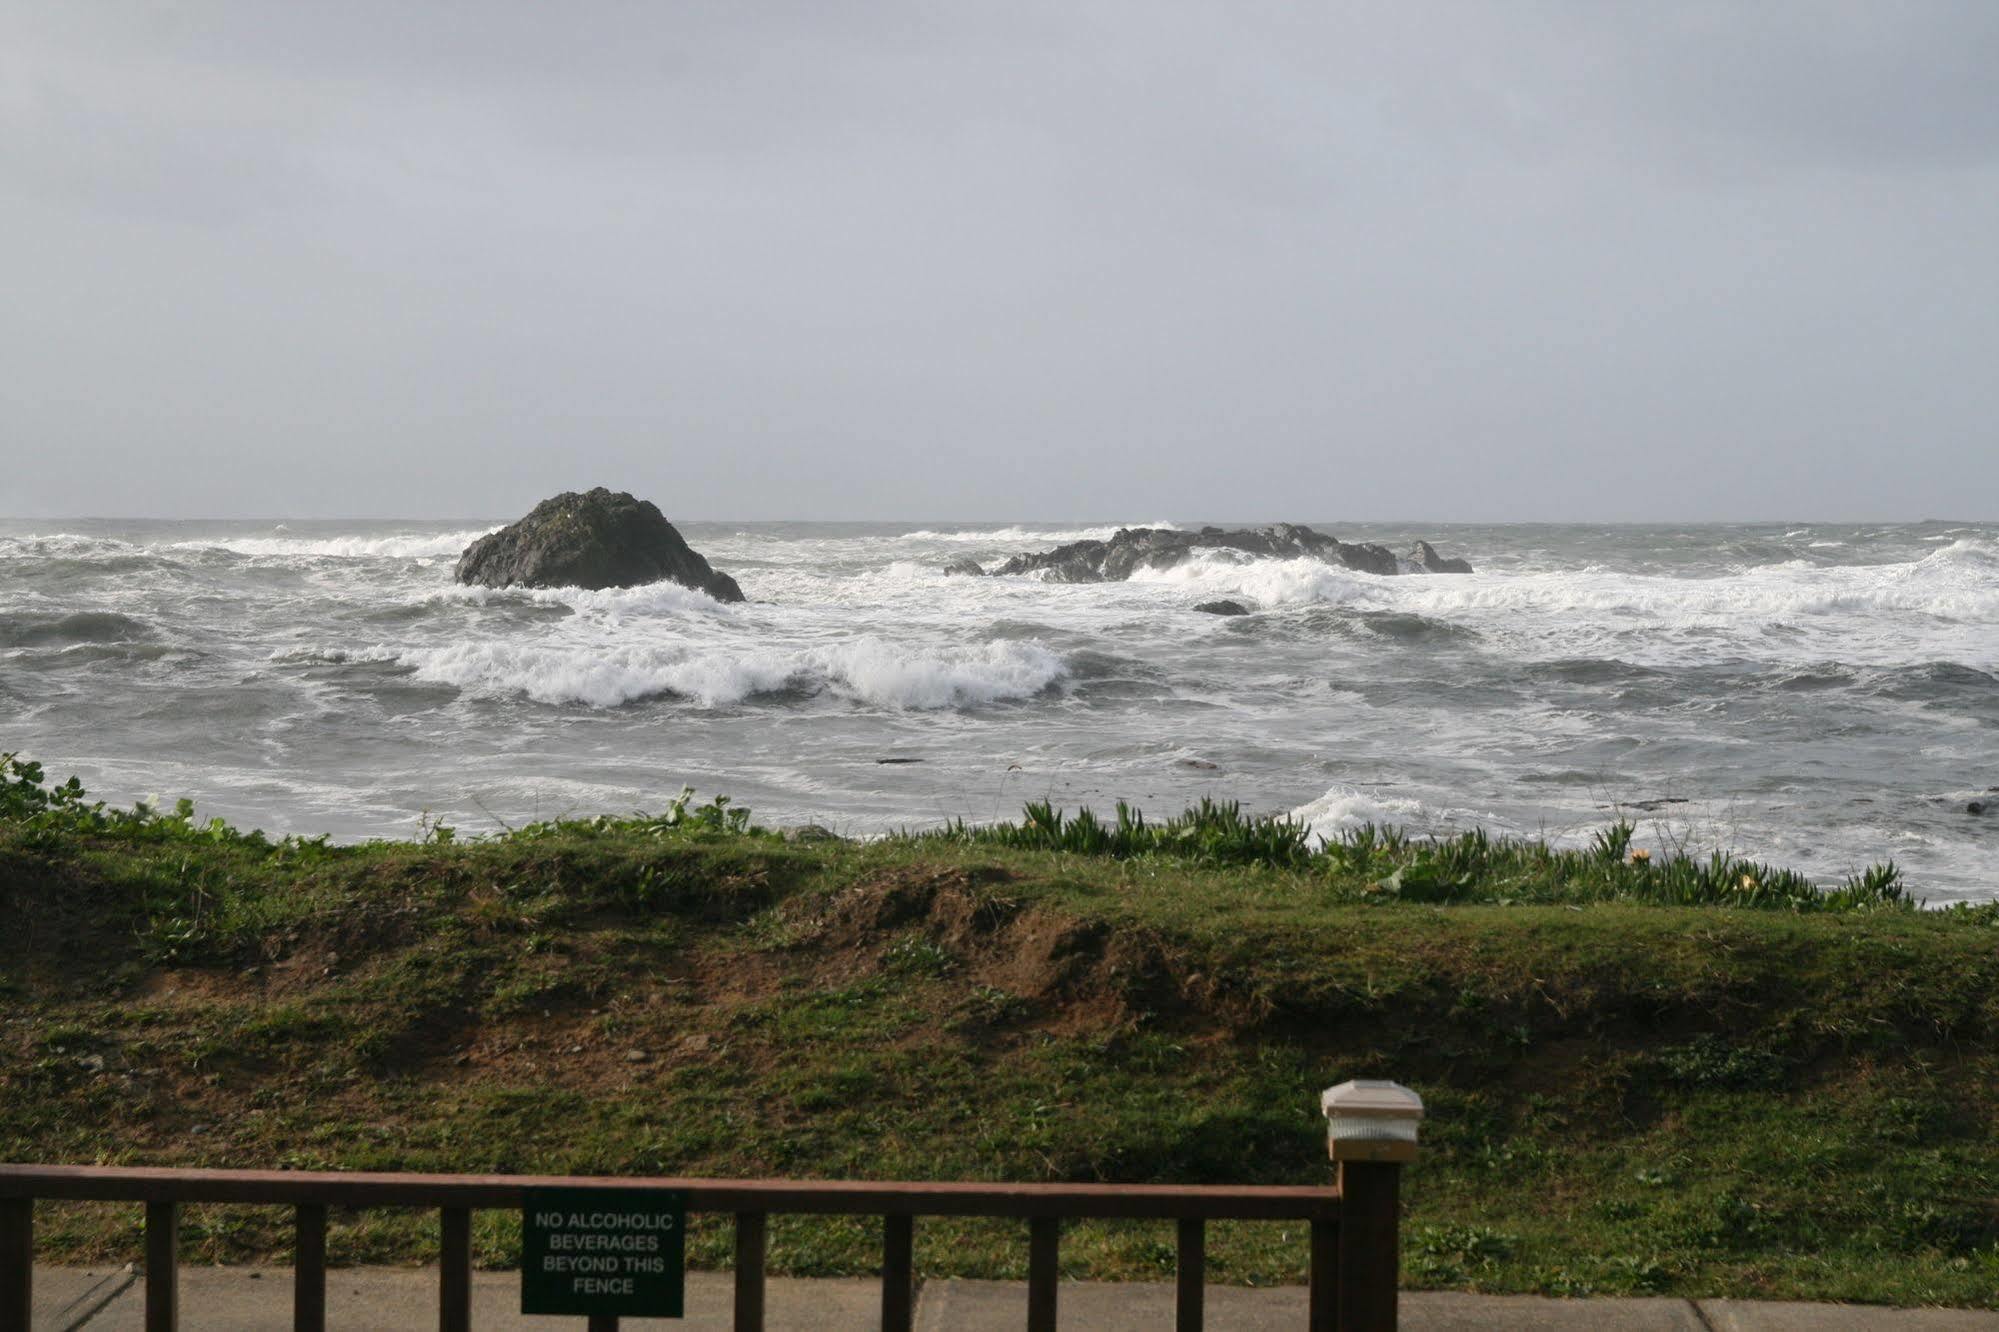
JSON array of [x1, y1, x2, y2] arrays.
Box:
[[3, 2, 1996, 520]]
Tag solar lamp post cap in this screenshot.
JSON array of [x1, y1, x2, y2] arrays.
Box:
[[1321, 1079, 1423, 1163]]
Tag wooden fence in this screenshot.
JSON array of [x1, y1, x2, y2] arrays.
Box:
[[0, 1157, 1405, 1330]]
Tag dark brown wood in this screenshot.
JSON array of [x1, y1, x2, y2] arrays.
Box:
[[0, 1197, 29, 1332], [294, 1203, 327, 1332], [734, 1210, 767, 1332], [881, 1213, 914, 1332], [0, 1161, 1381, 1329], [1308, 1217, 1337, 1332], [1337, 1161, 1400, 1331], [438, 1206, 472, 1332], [586, 1317, 619, 1332], [1176, 1216, 1205, 1331], [1027, 1216, 1059, 1332], [145, 1200, 179, 1332], [0, 1165, 1338, 1219]]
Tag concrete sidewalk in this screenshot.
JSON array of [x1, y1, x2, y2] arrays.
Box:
[[28, 1266, 1999, 1330]]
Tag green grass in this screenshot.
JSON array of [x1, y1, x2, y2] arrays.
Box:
[[2, 756, 1996, 1306]]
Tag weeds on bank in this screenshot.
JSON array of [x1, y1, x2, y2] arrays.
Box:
[[1, 751, 336, 862], [930, 798, 1317, 868], [0, 754, 1940, 915], [916, 798, 1916, 913]]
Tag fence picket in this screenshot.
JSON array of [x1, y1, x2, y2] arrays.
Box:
[[734, 1210, 767, 1331], [1176, 1216, 1205, 1331], [882, 1213, 914, 1331], [144, 1200, 178, 1332], [0, 1197, 30, 1332], [439, 1206, 471, 1332], [1027, 1216, 1059, 1332], [294, 1203, 326, 1332]]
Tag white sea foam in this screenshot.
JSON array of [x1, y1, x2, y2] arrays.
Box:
[[1128, 552, 1376, 606], [898, 522, 1180, 544], [0, 534, 141, 558], [1288, 785, 1436, 838], [746, 561, 944, 606], [171, 530, 498, 559], [438, 579, 736, 614], [1133, 544, 1999, 642], [379, 636, 1066, 709]]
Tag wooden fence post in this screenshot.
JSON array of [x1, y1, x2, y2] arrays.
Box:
[[881, 1213, 914, 1332], [294, 1203, 327, 1332], [439, 1206, 471, 1332], [145, 1200, 179, 1332], [1175, 1216, 1204, 1332], [1336, 1161, 1400, 1330], [1307, 1215, 1338, 1331], [734, 1211, 767, 1332], [1321, 1079, 1423, 1332], [0, 1197, 29, 1332], [1026, 1216, 1060, 1332]]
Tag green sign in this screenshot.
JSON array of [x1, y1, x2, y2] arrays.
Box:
[[521, 1188, 686, 1319]]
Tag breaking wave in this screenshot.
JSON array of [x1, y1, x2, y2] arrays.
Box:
[[0, 534, 127, 558], [899, 522, 1181, 544], [1134, 541, 1999, 628], [342, 636, 1067, 709], [1288, 785, 1437, 838], [438, 579, 736, 615], [168, 530, 497, 560], [0, 611, 155, 648]]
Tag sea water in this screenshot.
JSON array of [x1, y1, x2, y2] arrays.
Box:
[[1, 518, 1993, 902]]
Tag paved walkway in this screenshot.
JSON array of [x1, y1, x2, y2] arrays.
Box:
[[29, 1266, 1999, 1330]]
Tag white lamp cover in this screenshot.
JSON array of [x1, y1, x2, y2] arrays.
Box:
[[1321, 1080, 1423, 1162]]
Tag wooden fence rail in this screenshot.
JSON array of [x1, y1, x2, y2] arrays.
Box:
[[0, 1162, 1404, 1330]]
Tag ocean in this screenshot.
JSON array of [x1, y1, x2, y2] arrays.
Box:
[[1, 518, 1994, 903]]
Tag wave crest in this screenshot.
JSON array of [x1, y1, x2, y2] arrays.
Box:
[[365, 636, 1066, 709], [1131, 544, 1999, 629], [439, 579, 735, 614], [899, 522, 1181, 544], [1288, 785, 1434, 838], [170, 530, 498, 559], [0, 611, 155, 648]]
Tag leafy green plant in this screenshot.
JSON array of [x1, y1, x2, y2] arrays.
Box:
[[929, 797, 1316, 867], [504, 788, 767, 845], [0, 756, 1923, 914], [923, 798, 1912, 912], [1591, 819, 1636, 863]]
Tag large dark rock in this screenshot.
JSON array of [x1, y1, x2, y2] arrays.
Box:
[[1410, 540, 1474, 574], [455, 489, 745, 601], [989, 524, 1462, 583], [1194, 600, 1250, 616], [940, 557, 986, 577]]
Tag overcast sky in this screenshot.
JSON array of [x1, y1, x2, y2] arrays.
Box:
[[3, 2, 1996, 522]]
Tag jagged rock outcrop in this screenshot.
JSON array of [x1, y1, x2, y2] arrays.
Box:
[[988, 525, 1466, 583], [940, 557, 986, 577], [455, 488, 745, 601], [1410, 540, 1474, 575]]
